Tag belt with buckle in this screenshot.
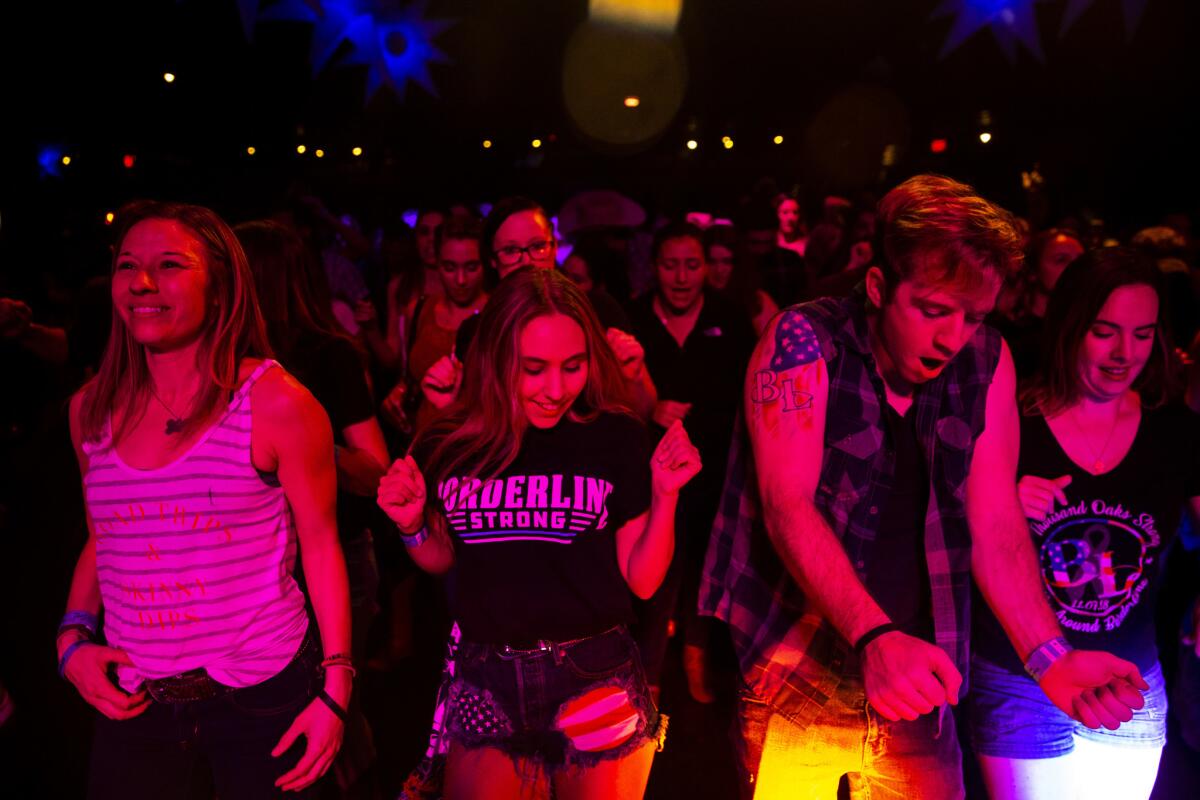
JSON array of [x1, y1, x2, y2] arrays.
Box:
[[143, 630, 316, 703], [144, 668, 233, 704]]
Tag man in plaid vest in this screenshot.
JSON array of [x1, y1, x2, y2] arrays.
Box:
[[699, 175, 1149, 799]]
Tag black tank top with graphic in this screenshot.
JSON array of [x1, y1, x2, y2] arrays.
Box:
[[973, 404, 1200, 672]]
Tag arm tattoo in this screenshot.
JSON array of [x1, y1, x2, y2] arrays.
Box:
[[752, 309, 817, 413]]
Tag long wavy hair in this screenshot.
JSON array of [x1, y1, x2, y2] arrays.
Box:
[[81, 201, 271, 443], [1020, 247, 1174, 417], [415, 267, 634, 492]]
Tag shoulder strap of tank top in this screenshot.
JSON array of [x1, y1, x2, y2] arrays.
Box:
[[231, 359, 278, 406]]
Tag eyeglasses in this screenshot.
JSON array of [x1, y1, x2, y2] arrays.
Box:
[[494, 239, 554, 267]]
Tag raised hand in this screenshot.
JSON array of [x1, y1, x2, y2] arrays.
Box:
[[377, 455, 427, 534], [1017, 474, 1072, 521], [60, 637, 151, 720], [650, 420, 702, 497], [1039, 649, 1148, 730], [652, 399, 692, 430], [606, 328, 647, 381], [421, 355, 463, 409], [861, 631, 962, 721]]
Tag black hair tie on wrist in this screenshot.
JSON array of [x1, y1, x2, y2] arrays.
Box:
[[317, 689, 348, 723], [853, 623, 902, 654]]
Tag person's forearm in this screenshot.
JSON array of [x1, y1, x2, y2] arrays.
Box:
[[302, 533, 353, 706], [60, 536, 102, 658], [763, 490, 889, 644], [335, 445, 387, 496], [65, 535, 101, 616], [20, 323, 68, 366], [623, 494, 678, 599], [629, 369, 658, 421], [972, 507, 1062, 660]]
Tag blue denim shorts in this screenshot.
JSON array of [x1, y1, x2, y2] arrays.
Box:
[[445, 625, 666, 773], [968, 655, 1167, 759]]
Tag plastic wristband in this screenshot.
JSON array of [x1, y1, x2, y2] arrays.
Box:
[[1024, 636, 1074, 682], [399, 524, 429, 549], [58, 639, 94, 679], [317, 689, 349, 723], [853, 623, 902, 654], [59, 610, 98, 638]]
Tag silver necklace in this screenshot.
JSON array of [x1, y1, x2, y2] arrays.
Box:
[[148, 385, 187, 435]]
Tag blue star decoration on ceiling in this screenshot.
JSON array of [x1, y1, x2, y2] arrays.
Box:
[[1060, 0, 1148, 39], [932, 0, 1049, 63], [242, 0, 454, 101]]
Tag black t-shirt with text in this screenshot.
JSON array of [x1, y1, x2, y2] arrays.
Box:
[[419, 412, 652, 646], [974, 404, 1200, 672]]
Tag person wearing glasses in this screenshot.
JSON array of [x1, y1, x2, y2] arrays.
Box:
[[438, 197, 656, 424]]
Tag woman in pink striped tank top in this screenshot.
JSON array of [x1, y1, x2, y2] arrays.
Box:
[[56, 201, 353, 799]]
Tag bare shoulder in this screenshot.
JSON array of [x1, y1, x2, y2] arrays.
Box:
[[252, 364, 326, 424]]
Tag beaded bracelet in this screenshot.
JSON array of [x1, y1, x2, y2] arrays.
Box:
[[398, 524, 429, 549], [58, 639, 94, 679]]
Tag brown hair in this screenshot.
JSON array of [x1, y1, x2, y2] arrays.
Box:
[[82, 201, 271, 443], [414, 267, 634, 490], [876, 174, 1023, 300], [1021, 247, 1174, 417]]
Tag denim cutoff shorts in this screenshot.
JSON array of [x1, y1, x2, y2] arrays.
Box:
[[445, 625, 666, 773], [969, 655, 1167, 759]]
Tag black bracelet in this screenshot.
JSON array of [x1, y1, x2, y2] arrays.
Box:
[[317, 689, 348, 723], [853, 623, 902, 654]]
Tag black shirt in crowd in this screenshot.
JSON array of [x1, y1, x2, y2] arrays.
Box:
[[284, 331, 379, 542], [974, 404, 1200, 672], [630, 290, 755, 549], [418, 411, 652, 646]]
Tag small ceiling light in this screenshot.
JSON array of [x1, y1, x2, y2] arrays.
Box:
[[482, 139, 493, 149], [979, 132, 992, 144], [296, 144, 307, 154], [315, 149, 325, 158], [104, 212, 115, 225], [773, 134, 784, 145], [122, 154, 136, 169], [624, 95, 640, 108], [247, 146, 256, 156], [163, 72, 176, 83], [61, 155, 71, 166], [722, 136, 734, 149], [351, 146, 363, 157], [531, 138, 543, 149], [686, 139, 698, 150], [930, 138, 948, 154]]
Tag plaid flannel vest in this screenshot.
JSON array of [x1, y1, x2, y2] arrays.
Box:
[[698, 290, 1002, 729]]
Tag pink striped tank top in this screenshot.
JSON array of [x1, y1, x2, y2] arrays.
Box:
[[82, 359, 309, 691]]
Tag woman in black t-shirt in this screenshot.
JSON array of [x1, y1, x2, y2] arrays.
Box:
[[970, 248, 1198, 800], [377, 268, 700, 799]]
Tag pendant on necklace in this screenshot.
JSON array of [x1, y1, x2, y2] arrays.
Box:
[[164, 418, 184, 435]]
